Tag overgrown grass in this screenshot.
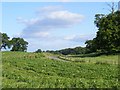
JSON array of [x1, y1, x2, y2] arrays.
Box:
[[2, 51, 119, 88], [58, 54, 119, 64]]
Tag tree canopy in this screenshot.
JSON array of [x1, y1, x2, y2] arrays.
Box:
[[35, 49, 42, 53], [11, 37, 28, 52], [0, 32, 28, 52], [85, 10, 120, 54]]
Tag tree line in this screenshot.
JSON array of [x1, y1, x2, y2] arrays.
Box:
[[45, 47, 86, 55]]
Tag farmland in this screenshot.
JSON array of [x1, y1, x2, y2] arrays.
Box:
[[1, 51, 120, 88]]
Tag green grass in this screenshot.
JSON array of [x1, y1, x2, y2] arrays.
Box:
[[2, 51, 119, 88], [58, 54, 118, 64]]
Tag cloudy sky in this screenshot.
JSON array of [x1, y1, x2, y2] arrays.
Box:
[[2, 1, 119, 52]]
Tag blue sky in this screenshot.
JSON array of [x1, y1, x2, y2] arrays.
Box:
[[2, 2, 119, 52]]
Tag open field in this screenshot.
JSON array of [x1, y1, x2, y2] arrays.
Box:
[[2, 51, 120, 88]]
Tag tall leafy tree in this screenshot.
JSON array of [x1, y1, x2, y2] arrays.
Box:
[[11, 38, 28, 52], [94, 11, 120, 53]]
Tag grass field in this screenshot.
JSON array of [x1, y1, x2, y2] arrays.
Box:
[[2, 51, 120, 88]]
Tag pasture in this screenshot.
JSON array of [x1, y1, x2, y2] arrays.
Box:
[[1, 51, 120, 88]]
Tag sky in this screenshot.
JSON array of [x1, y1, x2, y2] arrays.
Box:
[[1, 1, 119, 52]]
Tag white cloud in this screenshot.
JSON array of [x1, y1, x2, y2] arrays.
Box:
[[19, 10, 84, 27], [17, 17, 40, 25], [18, 6, 84, 39], [16, 17, 29, 24], [47, 10, 83, 23], [34, 32, 50, 37], [64, 34, 95, 42], [16, 6, 86, 51]]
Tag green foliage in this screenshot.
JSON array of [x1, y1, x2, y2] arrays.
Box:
[[2, 51, 119, 88], [0, 33, 11, 50], [85, 39, 97, 53], [48, 46, 87, 55], [35, 49, 42, 53], [0, 33, 29, 51], [11, 38, 28, 52], [95, 11, 120, 53], [85, 11, 120, 54]]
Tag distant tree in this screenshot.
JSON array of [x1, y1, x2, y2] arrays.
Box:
[[49, 46, 87, 55], [35, 49, 42, 53], [0, 33, 11, 50], [74, 46, 87, 54], [11, 37, 28, 52]]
